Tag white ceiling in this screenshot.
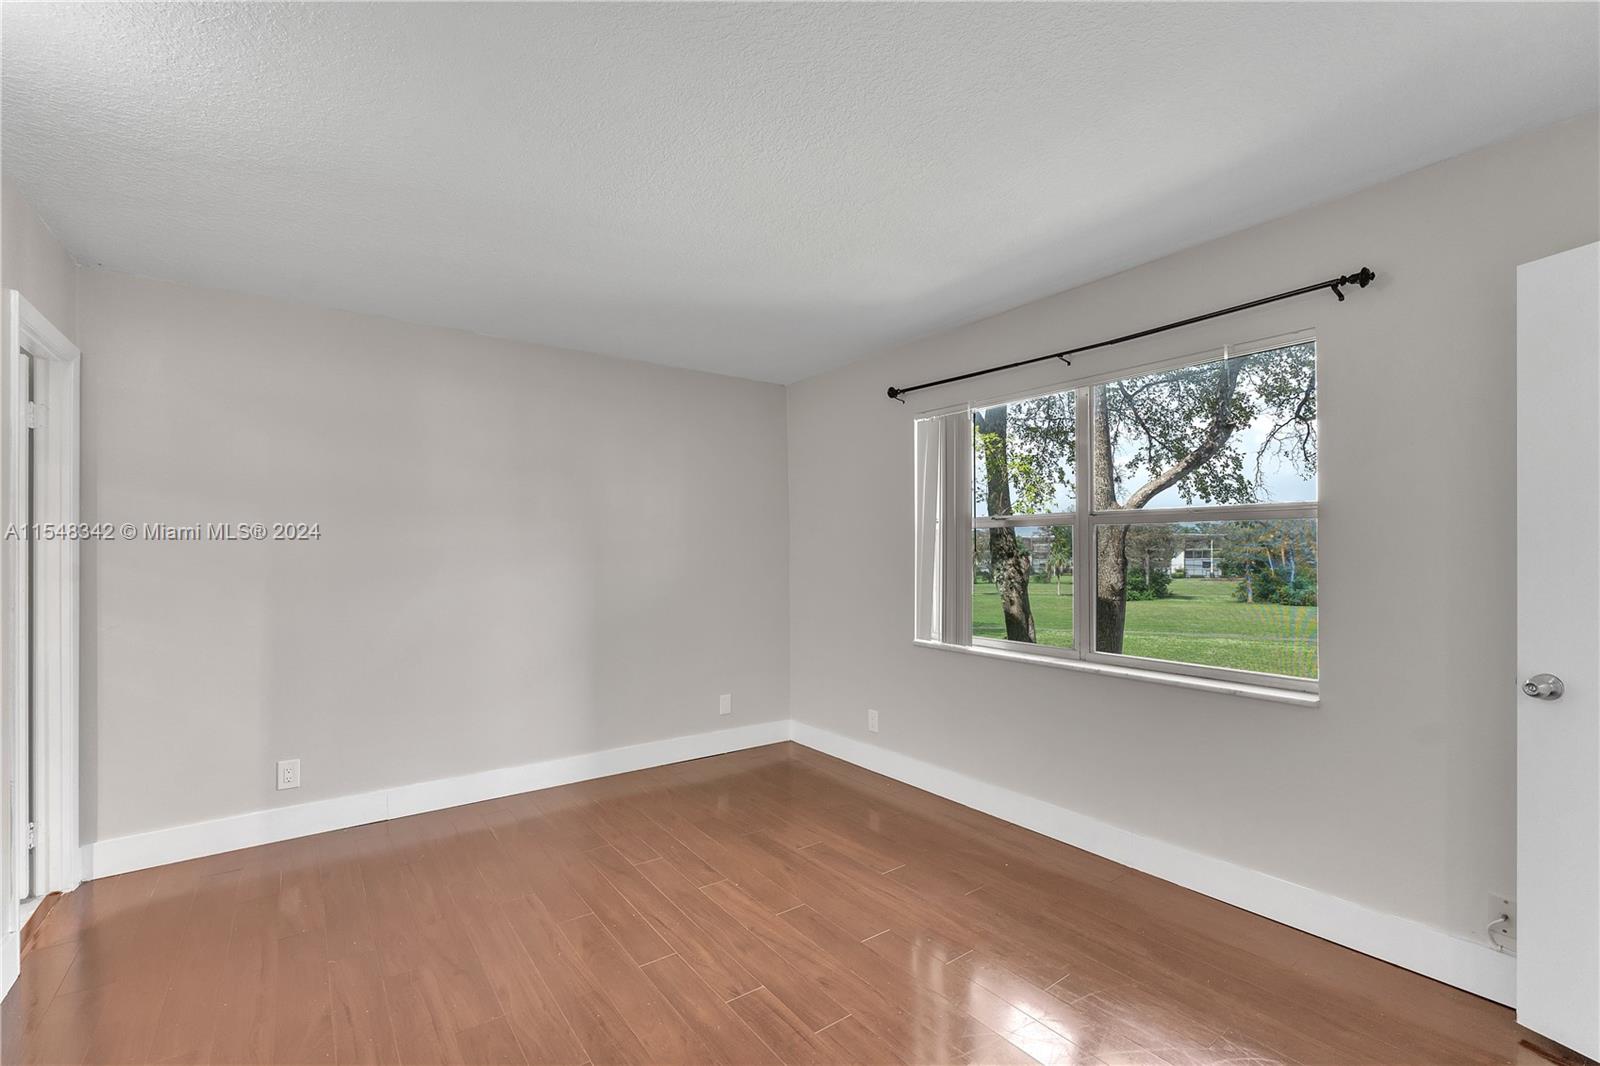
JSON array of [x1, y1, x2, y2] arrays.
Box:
[[3, 3, 1596, 384]]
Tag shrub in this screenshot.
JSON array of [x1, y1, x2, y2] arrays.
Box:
[[1273, 579, 1318, 607], [1234, 565, 1285, 603], [1236, 565, 1316, 606], [1126, 566, 1173, 601]]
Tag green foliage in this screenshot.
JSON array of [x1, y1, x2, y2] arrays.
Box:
[[1099, 344, 1316, 507], [1234, 563, 1285, 603], [1125, 565, 1172, 601], [1044, 526, 1073, 589], [1124, 524, 1177, 587], [1233, 566, 1317, 607], [973, 392, 1074, 516], [1223, 519, 1318, 606], [1277, 581, 1317, 607]]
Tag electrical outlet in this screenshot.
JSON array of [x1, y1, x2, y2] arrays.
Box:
[[867, 708, 880, 734], [719, 693, 732, 716], [276, 758, 301, 791], [1488, 894, 1516, 942]]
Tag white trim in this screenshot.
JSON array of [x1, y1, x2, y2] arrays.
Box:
[[974, 513, 1076, 528], [2, 292, 80, 1001], [928, 638, 1318, 706], [940, 409, 973, 645], [790, 721, 1515, 1007], [1083, 645, 1319, 694], [4, 310, 29, 911], [23, 298, 82, 900], [1088, 501, 1317, 524], [80, 720, 791, 881]]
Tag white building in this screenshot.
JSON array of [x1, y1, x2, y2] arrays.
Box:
[[1171, 532, 1220, 577]]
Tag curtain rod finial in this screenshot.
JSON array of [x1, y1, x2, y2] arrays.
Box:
[[887, 386, 905, 403]]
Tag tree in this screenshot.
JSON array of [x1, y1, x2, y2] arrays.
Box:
[[973, 406, 1034, 642], [970, 344, 1315, 649], [1124, 525, 1178, 583], [1221, 519, 1318, 605], [1092, 345, 1316, 652], [1046, 526, 1073, 595]]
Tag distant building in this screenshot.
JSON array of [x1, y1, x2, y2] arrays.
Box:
[[1171, 532, 1219, 577]]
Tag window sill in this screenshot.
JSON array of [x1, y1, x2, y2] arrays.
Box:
[[912, 639, 1320, 707]]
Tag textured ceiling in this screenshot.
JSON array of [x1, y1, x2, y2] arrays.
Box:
[[3, 3, 1596, 383]]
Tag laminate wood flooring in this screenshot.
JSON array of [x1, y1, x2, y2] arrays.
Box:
[[2, 743, 1542, 1065]]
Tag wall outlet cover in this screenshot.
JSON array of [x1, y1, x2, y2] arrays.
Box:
[[867, 708, 880, 733], [276, 758, 301, 791], [719, 694, 732, 716]]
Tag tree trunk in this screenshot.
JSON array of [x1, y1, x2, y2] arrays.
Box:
[[974, 408, 1035, 642], [1091, 390, 1126, 653], [1096, 526, 1128, 652]]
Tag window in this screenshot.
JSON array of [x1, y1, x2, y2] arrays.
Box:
[[915, 336, 1318, 692], [972, 391, 1075, 649]]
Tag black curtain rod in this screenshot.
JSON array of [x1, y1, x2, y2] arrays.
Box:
[[886, 266, 1376, 402]]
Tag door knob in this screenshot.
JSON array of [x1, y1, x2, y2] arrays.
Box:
[[1522, 673, 1565, 700]]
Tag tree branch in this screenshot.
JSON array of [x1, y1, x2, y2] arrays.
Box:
[[1123, 358, 1245, 510], [1116, 381, 1163, 475]]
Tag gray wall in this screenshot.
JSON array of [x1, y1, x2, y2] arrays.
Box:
[[787, 115, 1599, 943], [76, 269, 789, 842], [1, 173, 77, 337]]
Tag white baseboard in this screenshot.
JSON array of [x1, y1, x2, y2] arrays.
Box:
[[790, 722, 1516, 1007], [80, 720, 792, 882], [74, 715, 1513, 1007]]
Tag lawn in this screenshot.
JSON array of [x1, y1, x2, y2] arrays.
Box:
[[971, 576, 1318, 679]]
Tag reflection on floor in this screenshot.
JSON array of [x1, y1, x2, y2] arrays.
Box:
[[3, 742, 1539, 1065]]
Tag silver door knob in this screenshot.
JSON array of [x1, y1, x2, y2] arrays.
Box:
[[1522, 673, 1564, 700]]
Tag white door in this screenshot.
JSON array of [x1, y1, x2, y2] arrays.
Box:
[[1517, 241, 1600, 1059]]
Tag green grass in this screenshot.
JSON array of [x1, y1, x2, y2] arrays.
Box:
[[971, 576, 1318, 679]]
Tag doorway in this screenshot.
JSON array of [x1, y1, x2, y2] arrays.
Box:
[[0, 290, 81, 996]]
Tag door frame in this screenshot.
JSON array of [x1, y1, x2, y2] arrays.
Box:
[[1, 290, 80, 995]]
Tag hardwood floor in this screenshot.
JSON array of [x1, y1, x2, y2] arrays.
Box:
[[2, 742, 1541, 1065]]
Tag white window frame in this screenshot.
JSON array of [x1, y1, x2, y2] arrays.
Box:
[[927, 329, 1318, 696]]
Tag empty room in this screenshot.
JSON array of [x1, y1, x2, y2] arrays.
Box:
[[1, 2, 1598, 1064]]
